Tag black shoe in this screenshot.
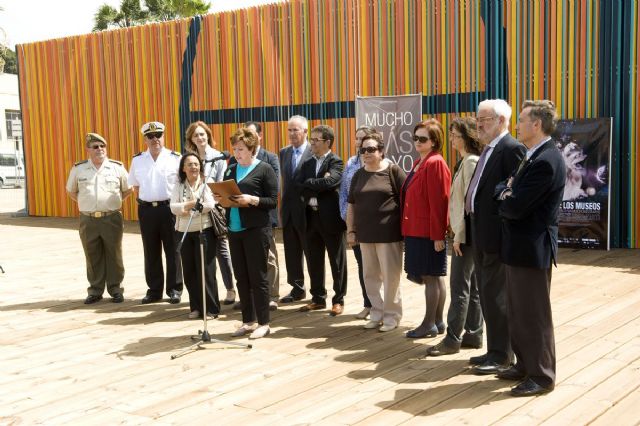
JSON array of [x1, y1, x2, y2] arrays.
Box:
[[461, 336, 483, 349], [280, 291, 306, 303], [497, 366, 527, 381], [84, 295, 103, 304], [141, 295, 162, 304], [472, 360, 511, 375], [436, 321, 446, 334], [168, 291, 181, 304], [510, 378, 554, 397], [426, 340, 460, 356], [111, 293, 124, 303], [469, 353, 489, 365]]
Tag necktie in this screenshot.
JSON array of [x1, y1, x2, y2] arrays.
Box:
[[464, 146, 491, 214], [291, 148, 300, 175]]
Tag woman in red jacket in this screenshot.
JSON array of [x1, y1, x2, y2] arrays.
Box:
[[402, 119, 452, 338]]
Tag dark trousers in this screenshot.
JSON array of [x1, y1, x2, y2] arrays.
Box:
[[471, 219, 511, 363], [79, 212, 124, 297], [138, 204, 183, 297], [282, 222, 308, 296], [178, 228, 220, 315], [506, 265, 556, 387], [215, 237, 235, 291], [228, 226, 271, 325], [305, 210, 348, 306], [444, 242, 483, 346], [352, 244, 371, 308]]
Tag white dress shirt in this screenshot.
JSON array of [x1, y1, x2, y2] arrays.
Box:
[[128, 148, 180, 202]]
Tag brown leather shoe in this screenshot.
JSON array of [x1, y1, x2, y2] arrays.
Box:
[[299, 302, 326, 312], [330, 304, 344, 316]]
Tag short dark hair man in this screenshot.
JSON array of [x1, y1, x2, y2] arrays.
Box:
[[296, 124, 347, 316], [495, 100, 565, 396]]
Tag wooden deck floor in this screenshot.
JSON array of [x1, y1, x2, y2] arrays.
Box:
[[1, 215, 639, 425]]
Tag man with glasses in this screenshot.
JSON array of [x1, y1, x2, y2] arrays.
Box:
[[128, 121, 183, 305], [279, 115, 312, 303], [66, 133, 132, 304], [296, 124, 347, 316], [465, 100, 526, 375]]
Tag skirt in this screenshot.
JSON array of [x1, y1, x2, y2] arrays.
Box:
[[404, 236, 448, 277]]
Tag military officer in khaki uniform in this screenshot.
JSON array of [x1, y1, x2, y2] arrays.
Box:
[[66, 133, 132, 304]]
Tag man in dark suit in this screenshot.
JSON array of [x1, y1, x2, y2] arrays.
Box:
[[279, 115, 313, 303], [296, 124, 347, 316], [229, 121, 281, 310], [494, 100, 564, 396], [465, 99, 526, 374]]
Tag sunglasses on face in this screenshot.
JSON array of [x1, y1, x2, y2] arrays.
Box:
[[145, 132, 163, 140], [413, 135, 430, 143], [89, 144, 106, 149], [359, 146, 379, 154]]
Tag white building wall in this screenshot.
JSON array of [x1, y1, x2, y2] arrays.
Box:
[[0, 73, 21, 154]]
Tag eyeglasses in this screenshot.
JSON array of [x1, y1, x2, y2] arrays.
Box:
[[413, 135, 430, 143], [89, 144, 106, 149], [476, 115, 497, 123], [310, 138, 328, 143], [145, 132, 163, 139], [359, 146, 379, 154]]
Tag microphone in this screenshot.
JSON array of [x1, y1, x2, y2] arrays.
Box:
[[205, 151, 230, 163]]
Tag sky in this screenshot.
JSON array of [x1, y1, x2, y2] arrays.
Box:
[[0, 0, 282, 47]]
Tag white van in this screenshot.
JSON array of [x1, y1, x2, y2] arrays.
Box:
[[0, 151, 25, 188]]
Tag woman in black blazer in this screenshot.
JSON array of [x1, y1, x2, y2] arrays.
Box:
[[215, 127, 278, 339]]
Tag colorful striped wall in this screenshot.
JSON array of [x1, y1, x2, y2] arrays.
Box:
[[16, 0, 640, 248]]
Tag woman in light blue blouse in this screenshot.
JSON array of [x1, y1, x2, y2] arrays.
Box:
[[339, 126, 376, 320]]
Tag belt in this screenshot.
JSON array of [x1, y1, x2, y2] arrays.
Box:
[[80, 211, 118, 218], [137, 198, 170, 207]]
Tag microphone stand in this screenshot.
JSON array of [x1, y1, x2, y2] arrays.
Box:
[[171, 154, 251, 359]]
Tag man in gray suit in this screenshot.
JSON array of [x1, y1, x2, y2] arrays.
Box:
[[279, 115, 312, 303]]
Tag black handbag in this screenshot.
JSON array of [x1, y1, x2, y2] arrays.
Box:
[[209, 203, 228, 237]]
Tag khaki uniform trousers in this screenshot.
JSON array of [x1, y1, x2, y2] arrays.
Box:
[[79, 212, 125, 296]]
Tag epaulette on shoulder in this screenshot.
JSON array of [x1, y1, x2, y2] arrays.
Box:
[[171, 151, 181, 157], [109, 159, 123, 166], [74, 159, 89, 166], [133, 152, 144, 157]]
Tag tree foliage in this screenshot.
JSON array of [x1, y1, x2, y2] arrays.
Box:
[[0, 46, 17, 74], [93, 0, 211, 31]]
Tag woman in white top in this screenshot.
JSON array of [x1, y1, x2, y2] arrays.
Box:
[[427, 117, 484, 356], [170, 153, 220, 319], [185, 121, 237, 306]]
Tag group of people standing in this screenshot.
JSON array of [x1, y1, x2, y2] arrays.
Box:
[[67, 98, 564, 396]]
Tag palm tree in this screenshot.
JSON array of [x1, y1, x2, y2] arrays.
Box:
[[145, 0, 211, 22], [93, 0, 211, 31], [93, 0, 149, 31]]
